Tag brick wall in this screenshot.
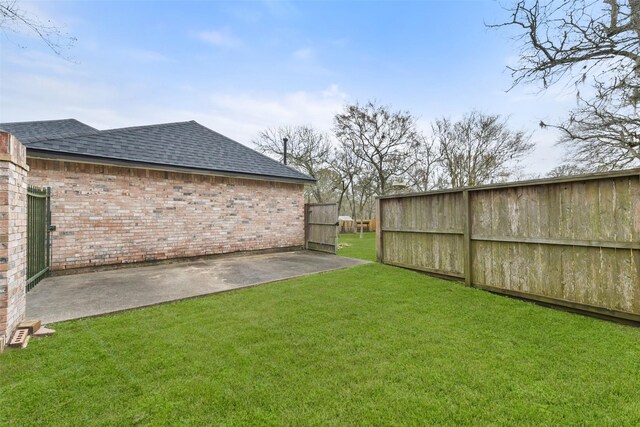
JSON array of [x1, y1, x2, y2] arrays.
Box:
[[27, 159, 305, 270], [0, 132, 28, 343]]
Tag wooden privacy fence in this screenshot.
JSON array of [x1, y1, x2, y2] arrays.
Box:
[[376, 169, 640, 322]]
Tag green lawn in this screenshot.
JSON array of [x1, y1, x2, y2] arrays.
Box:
[[2, 237, 640, 425], [338, 231, 376, 261]]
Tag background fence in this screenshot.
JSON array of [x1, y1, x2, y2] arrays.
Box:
[[376, 169, 640, 321]]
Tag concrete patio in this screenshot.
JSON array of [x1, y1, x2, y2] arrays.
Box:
[[27, 250, 368, 324]]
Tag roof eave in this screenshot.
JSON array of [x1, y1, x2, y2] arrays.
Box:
[[26, 149, 317, 185]]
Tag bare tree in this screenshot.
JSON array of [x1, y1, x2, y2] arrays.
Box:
[[252, 125, 335, 203], [351, 166, 376, 231], [433, 111, 533, 188], [492, 0, 640, 170], [311, 167, 343, 205], [549, 95, 640, 169], [334, 101, 421, 196], [547, 164, 591, 177], [405, 134, 441, 192], [330, 144, 364, 216], [1, 0, 76, 57]]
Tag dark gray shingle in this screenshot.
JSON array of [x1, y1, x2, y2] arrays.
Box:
[[1, 119, 314, 182], [0, 119, 98, 143]]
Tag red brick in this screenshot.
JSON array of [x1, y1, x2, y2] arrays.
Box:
[[28, 159, 305, 270]]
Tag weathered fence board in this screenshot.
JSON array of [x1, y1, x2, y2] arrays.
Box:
[[305, 203, 338, 254], [378, 169, 640, 322], [380, 191, 465, 278]]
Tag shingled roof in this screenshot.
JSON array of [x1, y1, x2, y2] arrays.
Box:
[[0, 119, 98, 143], [0, 119, 314, 183]]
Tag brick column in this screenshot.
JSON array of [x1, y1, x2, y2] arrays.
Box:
[[0, 132, 28, 348]]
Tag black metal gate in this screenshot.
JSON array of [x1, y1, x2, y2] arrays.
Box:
[[27, 185, 51, 291]]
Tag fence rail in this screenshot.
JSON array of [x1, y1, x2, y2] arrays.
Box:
[[376, 169, 640, 322]]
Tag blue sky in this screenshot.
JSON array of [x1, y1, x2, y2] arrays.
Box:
[[0, 0, 574, 174]]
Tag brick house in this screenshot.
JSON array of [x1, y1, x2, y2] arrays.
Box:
[[0, 119, 315, 271]]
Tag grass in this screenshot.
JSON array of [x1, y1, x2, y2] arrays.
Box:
[[337, 231, 376, 261], [2, 236, 640, 425]]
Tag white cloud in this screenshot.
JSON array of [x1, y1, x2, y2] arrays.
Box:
[[194, 29, 242, 48], [3, 50, 78, 75], [0, 63, 566, 176], [121, 49, 170, 63], [199, 84, 348, 143], [261, 0, 298, 19], [0, 71, 120, 126], [0, 61, 348, 147], [139, 85, 347, 145], [293, 47, 313, 60]]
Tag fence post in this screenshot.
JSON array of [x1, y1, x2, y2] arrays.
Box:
[[376, 197, 383, 263], [303, 203, 309, 250], [463, 190, 472, 286]]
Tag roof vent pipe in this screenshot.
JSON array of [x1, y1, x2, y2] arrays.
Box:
[[282, 137, 288, 165]]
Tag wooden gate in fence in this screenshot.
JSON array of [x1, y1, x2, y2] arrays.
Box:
[[376, 169, 640, 322], [305, 203, 338, 254]]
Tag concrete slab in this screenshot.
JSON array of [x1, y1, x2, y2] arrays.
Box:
[[27, 251, 368, 324]]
